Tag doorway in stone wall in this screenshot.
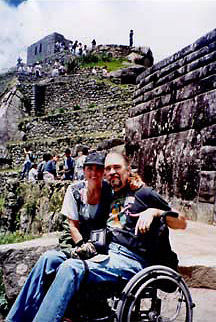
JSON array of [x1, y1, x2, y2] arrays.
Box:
[[33, 84, 46, 116]]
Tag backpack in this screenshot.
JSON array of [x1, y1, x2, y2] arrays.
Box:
[[29, 152, 36, 162]]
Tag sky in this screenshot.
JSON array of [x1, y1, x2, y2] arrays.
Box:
[[0, 0, 215, 73]]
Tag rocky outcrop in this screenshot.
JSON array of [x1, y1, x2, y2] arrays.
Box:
[[0, 235, 59, 303], [0, 71, 16, 97], [0, 180, 69, 234], [0, 85, 25, 155], [94, 44, 153, 65], [108, 65, 146, 84], [126, 29, 216, 224]]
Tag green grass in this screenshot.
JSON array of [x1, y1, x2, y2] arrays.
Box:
[[0, 197, 4, 213], [80, 58, 128, 72], [0, 268, 8, 316], [0, 168, 20, 173], [0, 232, 40, 245]]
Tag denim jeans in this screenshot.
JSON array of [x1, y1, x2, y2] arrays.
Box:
[[21, 161, 32, 179], [6, 243, 150, 322]]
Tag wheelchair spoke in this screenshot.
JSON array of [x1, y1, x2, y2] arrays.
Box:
[[155, 288, 188, 322]]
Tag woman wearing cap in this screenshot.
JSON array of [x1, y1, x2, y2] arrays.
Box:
[[6, 152, 113, 322], [59, 151, 113, 258]]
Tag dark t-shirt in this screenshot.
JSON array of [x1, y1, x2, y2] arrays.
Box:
[[108, 185, 178, 269]]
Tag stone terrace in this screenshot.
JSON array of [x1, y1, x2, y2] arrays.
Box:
[[6, 69, 135, 167]]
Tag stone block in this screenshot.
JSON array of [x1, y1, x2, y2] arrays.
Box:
[[130, 130, 201, 201], [201, 146, 216, 171], [195, 90, 216, 127], [196, 202, 215, 224], [201, 124, 216, 146], [0, 236, 59, 302], [179, 266, 216, 289], [198, 171, 216, 203], [171, 99, 197, 131]]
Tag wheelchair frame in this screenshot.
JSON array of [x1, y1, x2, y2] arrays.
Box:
[[69, 265, 194, 322]]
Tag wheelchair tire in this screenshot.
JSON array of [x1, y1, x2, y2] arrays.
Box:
[[116, 265, 194, 322]]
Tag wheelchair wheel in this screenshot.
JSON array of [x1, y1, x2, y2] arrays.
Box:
[[116, 265, 194, 322]]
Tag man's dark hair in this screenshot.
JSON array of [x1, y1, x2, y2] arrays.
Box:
[[44, 153, 52, 161], [65, 148, 71, 155], [82, 147, 88, 155]]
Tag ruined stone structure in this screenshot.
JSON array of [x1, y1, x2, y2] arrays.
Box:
[[126, 29, 216, 224], [27, 32, 71, 65], [4, 70, 134, 167]]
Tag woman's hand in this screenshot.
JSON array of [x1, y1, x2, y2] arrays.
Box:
[[128, 172, 145, 190]]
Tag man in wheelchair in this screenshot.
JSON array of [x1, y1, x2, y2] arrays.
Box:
[[6, 152, 189, 322]]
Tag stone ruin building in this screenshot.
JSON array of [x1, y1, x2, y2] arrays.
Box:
[[27, 32, 71, 65]]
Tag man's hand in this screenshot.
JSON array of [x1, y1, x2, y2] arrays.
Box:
[[130, 208, 161, 235], [70, 241, 97, 259], [130, 208, 186, 234]]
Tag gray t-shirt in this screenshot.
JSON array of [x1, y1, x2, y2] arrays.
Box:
[[61, 180, 99, 221]]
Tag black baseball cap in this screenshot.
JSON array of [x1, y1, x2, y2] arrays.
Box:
[[84, 152, 105, 167]]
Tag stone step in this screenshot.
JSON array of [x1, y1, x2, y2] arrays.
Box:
[[170, 220, 216, 289]]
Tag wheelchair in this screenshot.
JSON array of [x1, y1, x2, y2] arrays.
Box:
[[69, 265, 194, 322]]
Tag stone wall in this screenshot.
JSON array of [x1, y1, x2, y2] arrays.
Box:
[[0, 179, 69, 234], [17, 70, 134, 116], [7, 132, 122, 169], [125, 29, 216, 224], [27, 32, 70, 66], [18, 102, 130, 140], [4, 70, 134, 167], [0, 236, 59, 305], [43, 72, 133, 114]]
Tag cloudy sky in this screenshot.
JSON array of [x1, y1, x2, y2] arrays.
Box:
[[0, 0, 215, 73]]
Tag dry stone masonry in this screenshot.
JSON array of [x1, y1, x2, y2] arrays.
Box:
[[126, 29, 216, 224], [5, 70, 134, 167], [27, 32, 71, 66]]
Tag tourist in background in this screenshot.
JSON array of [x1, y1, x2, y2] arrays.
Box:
[[28, 164, 38, 183], [91, 39, 96, 50], [74, 146, 88, 181], [83, 44, 87, 56], [129, 29, 134, 47], [63, 148, 75, 180], [21, 146, 33, 180], [72, 40, 78, 55], [37, 153, 52, 180], [43, 154, 60, 182], [34, 61, 42, 78], [78, 42, 83, 56]]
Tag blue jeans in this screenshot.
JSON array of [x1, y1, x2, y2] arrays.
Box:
[[6, 243, 150, 322], [21, 161, 32, 179]]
